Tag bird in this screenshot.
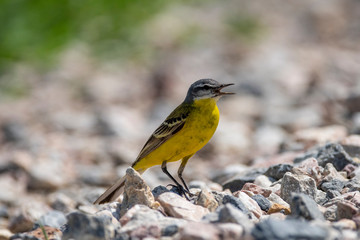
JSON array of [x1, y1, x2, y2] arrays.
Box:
[[94, 78, 234, 204]]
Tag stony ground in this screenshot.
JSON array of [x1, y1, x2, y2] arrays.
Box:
[[1, 0, 360, 239]]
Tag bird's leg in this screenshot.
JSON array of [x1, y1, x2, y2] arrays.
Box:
[[161, 161, 190, 200], [178, 155, 194, 197]]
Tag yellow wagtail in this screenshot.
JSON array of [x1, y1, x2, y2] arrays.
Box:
[[94, 79, 234, 204]]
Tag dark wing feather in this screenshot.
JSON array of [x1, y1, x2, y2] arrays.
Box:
[[133, 104, 191, 163]]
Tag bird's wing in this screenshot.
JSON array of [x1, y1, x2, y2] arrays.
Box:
[[134, 104, 191, 162]]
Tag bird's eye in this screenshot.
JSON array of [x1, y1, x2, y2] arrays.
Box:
[[203, 85, 210, 90]]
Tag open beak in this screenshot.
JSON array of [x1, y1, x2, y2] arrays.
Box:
[[217, 83, 235, 96]]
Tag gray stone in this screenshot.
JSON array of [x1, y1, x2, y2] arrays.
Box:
[[162, 224, 179, 237], [295, 143, 357, 171], [251, 194, 271, 211], [62, 211, 118, 240], [326, 190, 341, 199], [252, 219, 328, 240], [221, 194, 250, 214], [264, 164, 293, 180], [281, 172, 317, 203], [320, 179, 345, 192], [222, 169, 266, 192], [218, 204, 253, 231], [36, 210, 67, 228], [290, 193, 325, 220], [151, 185, 170, 198], [345, 179, 360, 192]]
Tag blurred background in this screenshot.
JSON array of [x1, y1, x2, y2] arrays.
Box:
[[1, 0, 360, 233]]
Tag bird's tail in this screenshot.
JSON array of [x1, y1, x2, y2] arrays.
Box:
[[93, 169, 145, 204]]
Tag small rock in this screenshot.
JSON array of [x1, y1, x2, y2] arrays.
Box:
[[217, 223, 244, 240], [222, 169, 266, 192], [293, 157, 322, 184], [322, 163, 347, 182], [178, 222, 220, 240], [343, 164, 357, 178], [221, 194, 250, 214], [290, 193, 324, 220], [241, 183, 272, 197], [337, 201, 359, 220], [62, 211, 117, 240], [326, 190, 341, 199], [157, 192, 209, 221], [120, 168, 160, 216], [267, 193, 290, 208], [321, 179, 345, 192], [234, 191, 262, 218], [254, 175, 273, 188], [251, 194, 272, 211], [332, 219, 357, 230], [119, 205, 186, 236], [162, 224, 179, 237], [151, 185, 170, 198], [267, 203, 291, 215], [0, 229, 12, 240], [48, 193, 77, 213], [37, 210, 67, 228], [281, 172, 317, 203], [128, 225, 161, 239], [315, 143, 356, 171], [315, 189, 328, 205], [324, 205, 338, 221], [195, 189, 218, 212], [218, 204, 253, 231], [8, 211, 35, 233], [252, 219, 329, 240], [222, 176, 256, 193], [264, 164, 293, 180], [345, 179, 360, 192]]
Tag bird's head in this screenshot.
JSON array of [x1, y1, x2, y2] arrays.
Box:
[[184, 79, 234, 102]]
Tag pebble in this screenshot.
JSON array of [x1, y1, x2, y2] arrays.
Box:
[[120, 167, 160, 215], [321, 179, 345, 192], [217, 204, 253, 232], [217, 223, 244, 240], [322, 163, 348, 182], [37, 210, 67, 228], [241, 183, 272, 197], [62, 211, 118, 240], [264, 164, 293, 180], [254, 175, 273, 188], [251, 219, 329, 240], [290, 193, 324, 220], [337, 201, 359, 220], [195, 189, 218, 212], [221, 194, 250, 214], [267, 203, 291, 215], [234, 191, 262, 218], [251, 194, 272, 211], [267, 193, 290, 208], [314, 143, 356, 171], [281, 172, 317, 203], [157, 192, 209, 221], [332, 219, 357, 230], [178, 222, 220, 240]]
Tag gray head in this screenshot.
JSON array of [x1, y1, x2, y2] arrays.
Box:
[[184, 79, 234, 103]]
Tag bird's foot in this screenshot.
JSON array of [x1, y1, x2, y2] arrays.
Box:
[[166, 184, 194, 200]]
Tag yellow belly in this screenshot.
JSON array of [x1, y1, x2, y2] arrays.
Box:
[[134, 98, 220, 170]]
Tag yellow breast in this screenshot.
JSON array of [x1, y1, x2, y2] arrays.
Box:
[[136, 98, 220, 169]]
